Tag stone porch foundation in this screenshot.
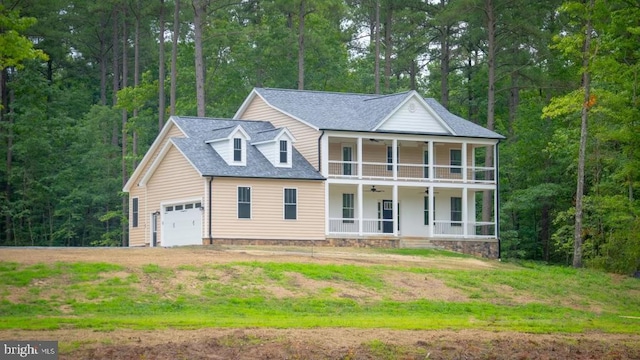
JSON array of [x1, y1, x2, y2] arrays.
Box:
[[205, 237, 499, 259]]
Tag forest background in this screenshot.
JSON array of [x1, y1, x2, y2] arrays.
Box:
[[0, 0, 638, 274]]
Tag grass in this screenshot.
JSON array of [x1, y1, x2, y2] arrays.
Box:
[[0, 254, 639, 334]]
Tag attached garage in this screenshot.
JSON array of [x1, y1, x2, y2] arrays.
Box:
[[162, 201, 203, 246]]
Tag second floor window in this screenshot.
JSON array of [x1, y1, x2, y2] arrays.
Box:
[[450, 149, 461, 174], [233, 138, 242, 162], [279, 140, 288, 163]]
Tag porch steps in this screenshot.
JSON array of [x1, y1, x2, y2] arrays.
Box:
[[399, 238, 441, 249]]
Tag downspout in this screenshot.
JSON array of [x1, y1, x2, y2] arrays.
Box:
[[317, 130, 325, 172], [496, 141, 501, 260], [208, 176, 213, 245]]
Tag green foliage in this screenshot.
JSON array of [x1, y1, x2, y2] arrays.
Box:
[[0, 5, 48, 70]]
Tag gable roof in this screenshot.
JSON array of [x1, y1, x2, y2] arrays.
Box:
[[169, 117, 323, 180], [238, 88, 504, 139]]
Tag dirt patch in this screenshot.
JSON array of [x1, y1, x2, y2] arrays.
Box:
[[2, 246, 639, 359], [0, 328, 637, 360], [382, 271, 468, 302]]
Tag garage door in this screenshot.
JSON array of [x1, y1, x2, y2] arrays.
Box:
[[162, 202, 202, 246]]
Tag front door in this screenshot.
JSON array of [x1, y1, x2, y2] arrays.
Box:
[[382, 200, 393, 233]]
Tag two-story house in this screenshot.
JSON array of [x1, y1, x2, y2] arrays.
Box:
[[123, 88, 504, 257]]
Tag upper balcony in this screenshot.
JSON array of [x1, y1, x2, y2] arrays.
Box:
[[325, 136, 496, 184]]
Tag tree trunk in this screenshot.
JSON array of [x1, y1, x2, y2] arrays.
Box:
[[297, 0, 305, 90], [574, 0, 594, 268], [383, 3, 392, 92], [482, 0, 496, 227], [158, 0, 166, 129], [374, 0, 380, 94], [170, 0, 180, 115], [133, 0, 141, 168], [111, 7, 120, 147], [193, 0, 207, 117], [439, 0, 450, 108], [121, 5, 129, 247]]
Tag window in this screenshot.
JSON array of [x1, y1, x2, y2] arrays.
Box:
[[387, 146, 393, 171], [342, 193, 354, 223], [451, 197, 462, 226], [284, 188, 297, 220], [238, 187, 251, 219], [450, 149, 461, 174], [233, 138, 242, 162], [185, 203, 194, 209], [132, 198, 139, 228], [342, 146, 353, 175], [279, 140, 288, 163], [423, 149, 429, 178], [423, 196, 429, 226], [165, 206, 173, 212], [175, 204, 183, 211]]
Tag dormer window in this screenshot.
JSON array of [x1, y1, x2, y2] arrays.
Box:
[[279, 140, 288, 164], [234, 138, 243, 162]]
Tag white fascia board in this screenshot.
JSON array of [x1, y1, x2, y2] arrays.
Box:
[[124, 116, 183, 192], [139, 140, 203, 187], [230, 125, 251, 141], [233, 88, 259, 119]]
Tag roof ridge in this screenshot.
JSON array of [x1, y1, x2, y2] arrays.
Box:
[[362, 91, 412, 102], [260, 87, 381, 97]]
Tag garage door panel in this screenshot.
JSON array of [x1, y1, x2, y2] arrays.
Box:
[[162, 202, 202, 247]]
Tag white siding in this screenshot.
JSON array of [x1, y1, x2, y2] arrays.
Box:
[[378, 100, 449, 134]]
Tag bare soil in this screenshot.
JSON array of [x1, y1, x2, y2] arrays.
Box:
[[1, 246, 639, 359]]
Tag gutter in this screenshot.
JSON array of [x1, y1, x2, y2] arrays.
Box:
[[208, 176, 214, 245]]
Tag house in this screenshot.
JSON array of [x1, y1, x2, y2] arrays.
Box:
[[123, 88, 504, 258]]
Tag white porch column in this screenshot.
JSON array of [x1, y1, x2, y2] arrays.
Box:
[[320, 133, 329, 176], [357, 183, 363, 236], [462, 187, 468, 238], [428, 141, 434, 179], [392, 139, 398, 180], [428, 186, 434, 238], [462, 141, 468, 182], [357, 137, 363, 179], [392, 184, 398, 236]]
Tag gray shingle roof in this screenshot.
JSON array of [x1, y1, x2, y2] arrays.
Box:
[[171, 117, 323, 180], [254, 88, 504, 139], [250, 128, 282, 144]]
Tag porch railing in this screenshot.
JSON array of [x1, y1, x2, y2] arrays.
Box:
[[328, 161, 495, 183], [329, 218, 496, 238], [329, 218, 394, 234]]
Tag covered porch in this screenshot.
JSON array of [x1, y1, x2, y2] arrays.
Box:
[[326, 183, 496, 239]]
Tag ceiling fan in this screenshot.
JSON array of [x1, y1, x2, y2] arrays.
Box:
[[369, 186, 385, 192], [417, 188, 438, 194]]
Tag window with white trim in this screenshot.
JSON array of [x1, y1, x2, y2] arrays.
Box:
[[342, 193, 354, 223], [284, 188, 297, 220], [238, 187, 251, 219], [132, 198, 139, 228], [450, 149, 462, 174], [451, 197, 462, 226], [233, 138, 242, 162], [279, 140, 288, 164]]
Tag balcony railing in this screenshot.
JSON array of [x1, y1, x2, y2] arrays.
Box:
[[328, 161, 494, 183]]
